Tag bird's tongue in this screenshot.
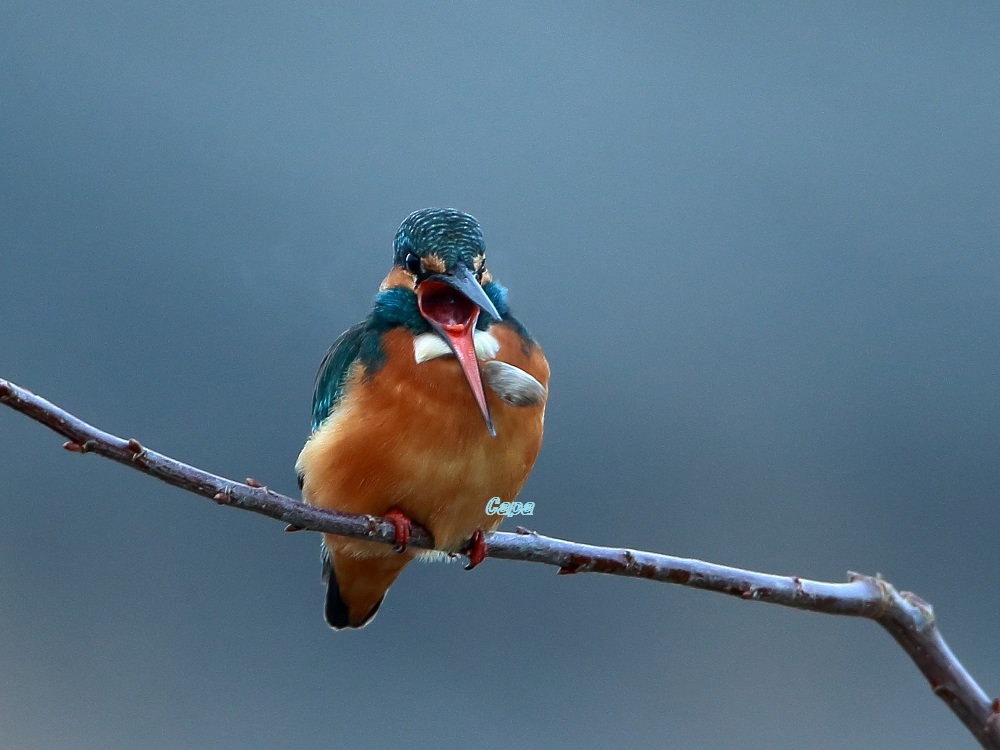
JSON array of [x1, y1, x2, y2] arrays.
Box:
[[417, 280, 494, 435]]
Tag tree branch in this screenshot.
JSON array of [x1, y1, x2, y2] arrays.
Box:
[[1, 376, 997, 748]]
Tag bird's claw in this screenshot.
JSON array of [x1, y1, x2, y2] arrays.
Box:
[[384, 508, 413, 552], [464, 529, 487, 570]]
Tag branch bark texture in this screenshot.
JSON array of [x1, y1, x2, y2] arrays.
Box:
[[1, 377, 997, 748]]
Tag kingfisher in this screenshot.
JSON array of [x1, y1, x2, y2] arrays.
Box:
[[296, 208, 549, 629]]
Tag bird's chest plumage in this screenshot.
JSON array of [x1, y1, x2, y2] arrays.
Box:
[[297, 324, 548, 553]]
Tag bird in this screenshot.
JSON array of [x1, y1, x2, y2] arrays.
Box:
[[296, 208, 549, 629]]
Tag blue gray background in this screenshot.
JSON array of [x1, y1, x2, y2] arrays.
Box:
[[2, 3, 999, 748]]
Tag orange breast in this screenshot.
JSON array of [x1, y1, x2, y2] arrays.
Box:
[[297, 323, 549, 555]]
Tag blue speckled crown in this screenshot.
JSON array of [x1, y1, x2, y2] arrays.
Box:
[[393, 208, 485, 271]]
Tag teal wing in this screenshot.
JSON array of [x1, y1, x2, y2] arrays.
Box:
[[303, 323, 367, 580], [310, 322, 367, 432]]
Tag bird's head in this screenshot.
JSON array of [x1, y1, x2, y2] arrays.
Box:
[[392, 208, 502, 435]]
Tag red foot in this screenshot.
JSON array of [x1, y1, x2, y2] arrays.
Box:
[[384, 508, 413, 552], [464, 529, 487, 570]]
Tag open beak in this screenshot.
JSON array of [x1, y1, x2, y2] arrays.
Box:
[[416, 265, 501, 437]]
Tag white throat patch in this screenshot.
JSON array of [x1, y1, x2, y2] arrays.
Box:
[[413, 330, 500, 364]]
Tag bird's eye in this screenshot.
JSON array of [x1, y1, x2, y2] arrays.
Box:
[[404, 253, 421, 274]]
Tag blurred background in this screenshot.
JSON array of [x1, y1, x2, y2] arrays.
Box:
[[2, 3, 999, 748]]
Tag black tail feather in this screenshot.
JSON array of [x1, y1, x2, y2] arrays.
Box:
[[323, 558, 384, 630]]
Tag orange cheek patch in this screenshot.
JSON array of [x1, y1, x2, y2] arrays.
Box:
[[379, 267, 416, 291]]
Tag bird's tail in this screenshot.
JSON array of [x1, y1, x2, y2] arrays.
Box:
[[322, 544, 410, 629]]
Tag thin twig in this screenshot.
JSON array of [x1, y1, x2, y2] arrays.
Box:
[[1, 376, 997, 748]]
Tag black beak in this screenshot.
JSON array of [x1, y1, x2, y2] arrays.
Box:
[[428, 264, 502, 323]]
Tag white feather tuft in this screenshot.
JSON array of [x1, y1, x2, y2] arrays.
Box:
[[482, 360, 547, 407], [413, 330, 501, 364], [413, 332, 451, 363]]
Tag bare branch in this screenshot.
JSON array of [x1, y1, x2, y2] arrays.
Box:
[[1, 376, 998, 748]]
